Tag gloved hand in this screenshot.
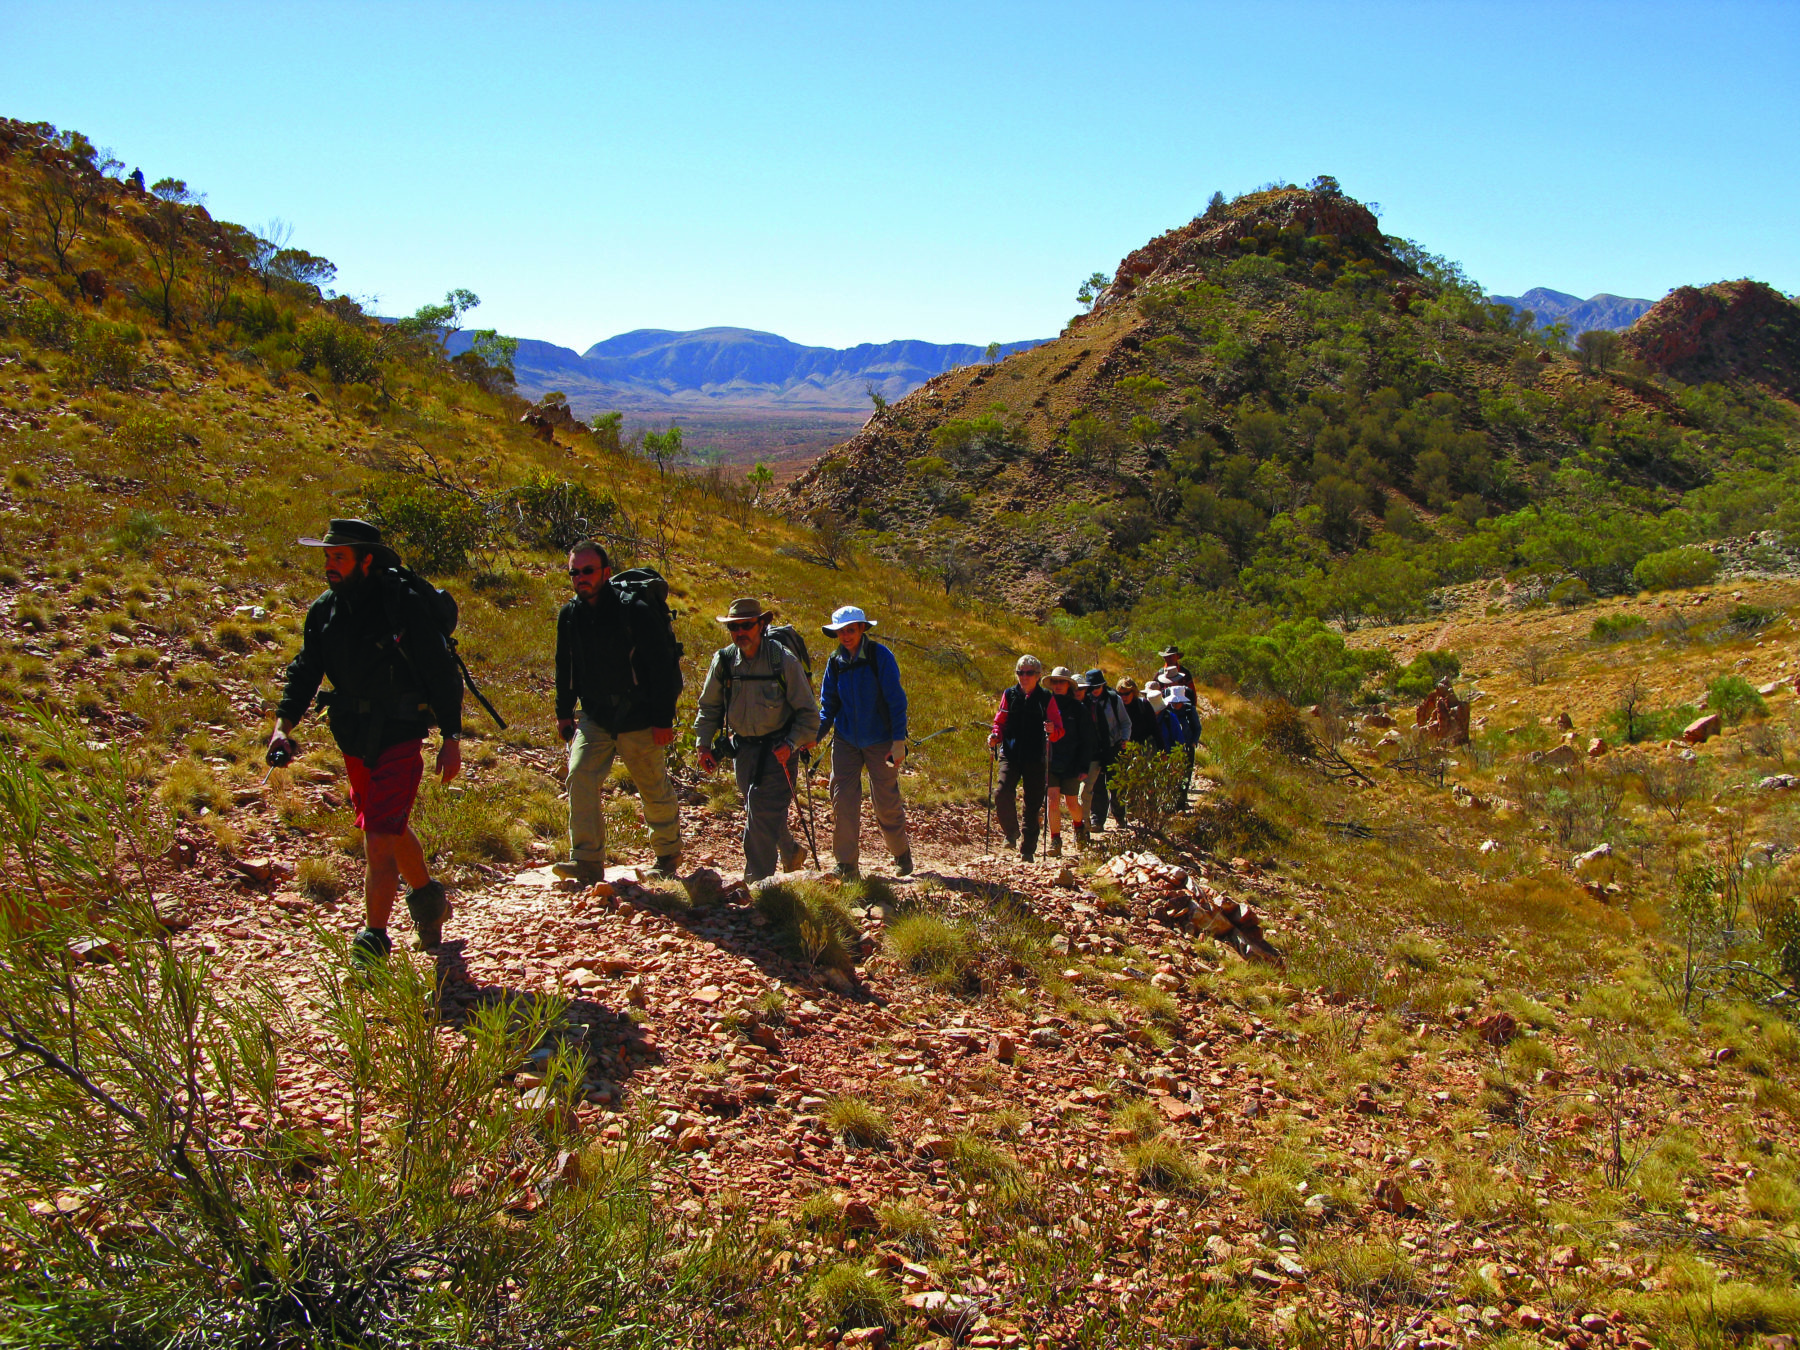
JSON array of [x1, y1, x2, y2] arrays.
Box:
[[887, 740, 906, 768], [697, 748, 718, 774]]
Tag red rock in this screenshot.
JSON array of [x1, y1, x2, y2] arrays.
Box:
[[991, 1033, 1016, 1063], [1373, 1176, 1408, 1214], [675, 1126, 711, 1152], [1474, 1011, 1519, 1046], [1683, 714, 1722, 744], [838, 1197, 878, 1230]]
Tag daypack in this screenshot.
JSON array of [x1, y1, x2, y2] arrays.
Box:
[[609, 566, 685, 697], [375, 565, 507, 730]]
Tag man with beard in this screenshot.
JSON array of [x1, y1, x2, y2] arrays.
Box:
[[270, 520, 463, 967]]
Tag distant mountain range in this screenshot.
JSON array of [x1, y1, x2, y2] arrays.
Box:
[[445, 326, 1046, 416], [1487, 287, 1656, 334]]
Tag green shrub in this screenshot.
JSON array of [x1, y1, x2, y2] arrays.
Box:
[[1632, 545, 1720, 592], [507, 474, 616, 553], [1727, 603, 1778, 634], [1189, 618, 1390, 704], [365, 478, 489, 575], [1393, 649, 1460, 698], [111, 510, 167, 557], [294, 314, 381, 385], [752, 880, 858, 971], [1109, 742, 1190, 835], [1590, 613, 1649, 643], [1707, 674, 1766, 726]]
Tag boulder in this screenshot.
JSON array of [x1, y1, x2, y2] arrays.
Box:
[[1362, 712, 1394, 730], [681, 867, 724, 907], [1555, 712, 1574, 731], [1415, 679, 1471, 746], [1539, 744, 1579, 768], [1682, 714, 1723, 744], [1587, 737, 1608, 757]]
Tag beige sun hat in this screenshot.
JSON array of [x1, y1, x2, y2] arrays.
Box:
[[1047, 666, 1075, 683], [715, 596, 774, 625]]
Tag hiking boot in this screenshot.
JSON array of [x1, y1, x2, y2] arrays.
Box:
[[551, 859, 605, 886], [651, 853, 681, 879], [780, 839, 808, 873], [832, 862, 861, 881], [405, 880, 450, 948], [1020, 847, 1035, 863], [1048, 835, 1063, 858], [893, 850, 913, 877], [350, 927, 392, 970], [1074, 822, 1090, 848], [1004, 834, 1019, 853]]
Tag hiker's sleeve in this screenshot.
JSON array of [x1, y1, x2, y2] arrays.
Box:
[[878, 645, 908, 743], [1046, 697, 1065, 742], [554, 605, 576, 723], [783, 650, 818, 750], [990, 693, 1009, 741], [818, 656, 840, 738], [692, 651, 725, 747], [276, 600, 326, 727]]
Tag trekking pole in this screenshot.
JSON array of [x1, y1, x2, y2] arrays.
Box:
[[799, 749, 822, 869], [984, 747, 995, 856], [1039, 726, 1052, 857]]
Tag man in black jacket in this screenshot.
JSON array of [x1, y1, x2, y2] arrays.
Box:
[[270, 519, 462, 966], [555, 541, 682, 883]]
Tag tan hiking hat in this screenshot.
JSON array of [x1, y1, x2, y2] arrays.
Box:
[[1047, 666, 1075, 684], [715, 597, 774, 625]]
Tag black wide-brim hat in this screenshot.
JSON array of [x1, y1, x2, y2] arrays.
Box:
[[299, 518, 400, 567]]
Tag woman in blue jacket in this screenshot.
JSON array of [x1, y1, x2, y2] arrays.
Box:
[[817, 606, 911, 879]]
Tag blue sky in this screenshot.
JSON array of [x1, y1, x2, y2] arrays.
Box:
[[6, 1, 1796, 349]]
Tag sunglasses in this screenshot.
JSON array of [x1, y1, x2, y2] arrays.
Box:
[[726, 620, 759, 632], [569, 565, 599, 577]]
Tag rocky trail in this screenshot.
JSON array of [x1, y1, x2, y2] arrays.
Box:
[[130, 761, 1774, 1350]]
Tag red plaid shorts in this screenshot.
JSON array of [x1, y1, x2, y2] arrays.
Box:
[[343, 739, 424, 835]]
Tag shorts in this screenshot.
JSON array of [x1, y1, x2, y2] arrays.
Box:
[[1049, 771, 1085, 795], [344, 739, 424, 835]]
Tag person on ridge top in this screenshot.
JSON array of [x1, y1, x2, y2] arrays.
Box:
[[817, 605, 912, 880], [269, 519, 461, 967], [987, 655, 1063, 861], [693, 597, 817, 883]]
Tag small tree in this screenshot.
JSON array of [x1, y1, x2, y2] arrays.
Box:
[[1575, 329, 1623, 374], [640, 425, 685, 476], [590, 411, 624, 454], [142, 178, 199, 327], [984, 341, 1001, 366], [746, 462, 774, 503], [1076, 271, 1112, 312]]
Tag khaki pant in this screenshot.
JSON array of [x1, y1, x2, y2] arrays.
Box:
[[733, 738, 800, 881], [830, 738, 910, 868], [568, 716, 681, 864]]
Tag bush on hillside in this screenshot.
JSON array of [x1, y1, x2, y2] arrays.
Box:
[[364, 479, 489, 575], [294, 314, 381, 385], [508, 474, 617, 553], [1393, 650, 1461, 699], [1633, 546, 1720, 593], [1707, 675, 1766, 726], [1188, 618, 1390, 705], [1590, 613, 1650, 643]]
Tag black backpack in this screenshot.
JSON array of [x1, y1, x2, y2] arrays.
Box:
[[716, 622, 813, 709], [377, 566, 507, 730], [609, 566, 685, 696]]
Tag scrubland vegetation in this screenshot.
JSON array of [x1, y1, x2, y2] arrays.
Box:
[[3, 124, 1799, 1348]]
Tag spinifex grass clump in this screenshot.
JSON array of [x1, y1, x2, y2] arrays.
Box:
[[753, 879, 860, 972]]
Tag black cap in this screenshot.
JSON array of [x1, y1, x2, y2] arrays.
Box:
[[1082, 668, 1107, 688]]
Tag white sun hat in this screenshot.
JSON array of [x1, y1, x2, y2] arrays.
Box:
[[822, 604, 876, 635]]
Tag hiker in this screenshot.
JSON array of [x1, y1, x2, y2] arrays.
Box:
[[1118, 677, 1164, 749], [1147, 645, 1201, 794], [817, 605, 911, 880], [1158, 685, 1202, 805], [693, 597, 818, 882], [553, 541, 682, 883], [1043, 666, 1093, 855], [270, 519, 461, 966], [1079, 668, 1130, 831], [987, 654, 1064, 861]]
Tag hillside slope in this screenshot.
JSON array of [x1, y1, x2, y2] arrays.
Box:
[[786, 182, 1800, 689]]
